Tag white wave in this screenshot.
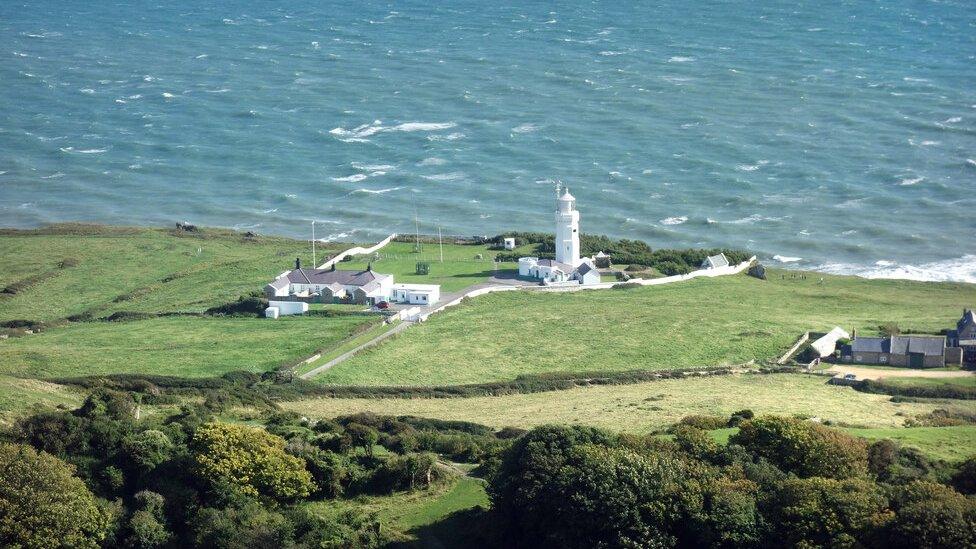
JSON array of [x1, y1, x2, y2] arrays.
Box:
[[128, 94, 142, 99], [966, 159, 976, 168], [19, 202, 35, 208], [726, 213, 779, 225], [736, 160, 768, 172], [162, 92, 176, 98], [349, 186, 402, 195], [59, 147, 107, 154], [511, 123, 539, 133], [421, 172, 465, 182], [903, 77, 929, 82], [426, 132, 464, 141], [41, 172, 65, 179], [817, 255, 976, 283], [660, 215, 688, 225], [351, 162, 394, 171], [807, 27, 824, 32], [80, 88, 95, 94], [203, 88, 230, 93], [943, 116, 962, 124], [419, 157, 446, 166], [0, 171, 7, 175], [262, 208, 278, 214], [599, 50, 626, 56], [195, 54, 208, 59], [329, 120, 456, 141], [143, 75, 156, 82], [480, 213, 492, 219], [875, 260, 895, 267], [115, 99, 126, 104], [706, 217, 718, 224], [773, 255, 802, 263], [899, 176, 924, 186], [332, 174, 369, 183], [668, 56, 695, 63], [284, 193, 297, 199]]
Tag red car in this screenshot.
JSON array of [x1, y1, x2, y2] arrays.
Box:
[[374, 301, 390, 310]]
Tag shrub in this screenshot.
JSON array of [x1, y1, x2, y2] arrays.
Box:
[[190, 422, 314, 502], [0, 443, 114, 549], [369, 452, 444, 493], [204, 294, 268, 317], [950, 455, 976, 495], [677, 414, 728, 431], [885, 481, 976, 548], [731, 415, 869, 479]]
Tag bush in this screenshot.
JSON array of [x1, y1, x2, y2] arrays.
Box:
[[677, 414, 728, 431], [204, 294, 268, 317], [369, 452, 445, 493], [731, 415, 869, 479], [885, 481, 976, 548]]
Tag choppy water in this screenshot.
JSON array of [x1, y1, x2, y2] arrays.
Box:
[[2, 0, 975, 281]]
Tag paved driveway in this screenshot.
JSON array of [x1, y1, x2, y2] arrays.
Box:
[[824, 365, 975, 381]]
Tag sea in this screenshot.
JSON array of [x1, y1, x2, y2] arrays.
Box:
[[1, 0, 974, 282]]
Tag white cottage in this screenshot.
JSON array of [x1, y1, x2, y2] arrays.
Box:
[[265, 259, 393, 305], [518, 186, 602, 285]]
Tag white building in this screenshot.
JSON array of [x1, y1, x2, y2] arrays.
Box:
[[701, 253, 730, 269], [265, 257, 442, 306], [518, 186, 602, 286], [503, 237, 516, 250], [391, 283, 440, 305]]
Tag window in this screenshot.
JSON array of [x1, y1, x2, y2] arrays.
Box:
[[879, 356, 887, 363]]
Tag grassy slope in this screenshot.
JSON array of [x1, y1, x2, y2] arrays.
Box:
[[284, 373, 976, 433], [0, 376, 84, 427], [303, 477, 488, 545], [0, 315, 375, 378], [339, 240, 516, 292], [0, 225, 331, 322], [880, 376, 976, 388], [317, 270, 976, 386], [847, 426, 976, 462]]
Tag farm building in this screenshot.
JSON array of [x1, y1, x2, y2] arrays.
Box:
[[842, 335, 952, 368], [391, 283, 440, 305], [265, 258, 442, 306], [947, 308, 976, 365]]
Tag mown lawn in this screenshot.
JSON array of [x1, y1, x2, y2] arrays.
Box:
[[0, 315, 374, 378], [339, 241, 515, 292], [316, 270, 976, 386], [0, 224, 335, 322], [284, 373, 976, 432]]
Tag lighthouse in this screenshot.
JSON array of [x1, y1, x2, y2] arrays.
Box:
[[554, 185, 581, 267]]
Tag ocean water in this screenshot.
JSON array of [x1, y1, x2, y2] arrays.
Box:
[[1, 0, 975, 281]]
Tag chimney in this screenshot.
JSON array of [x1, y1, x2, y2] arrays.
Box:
[[330, 263, 336, 272], [367, 262, 372, 272], [295, 257, 301, 270]]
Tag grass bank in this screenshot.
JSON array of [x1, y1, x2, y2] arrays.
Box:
[[283, 373, 976, 433], [316, 270, 976, 386], [0, 315, 374, 378]]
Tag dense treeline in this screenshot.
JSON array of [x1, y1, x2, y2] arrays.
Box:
[[0, 392, 511, 548], [484, 414, 976, 548], [491, 232, 751, 275], [4, 391, 975, 548]]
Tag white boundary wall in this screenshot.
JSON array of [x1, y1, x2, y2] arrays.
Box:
[[317, 233, 398, 269], [418, 257, 756, 321]]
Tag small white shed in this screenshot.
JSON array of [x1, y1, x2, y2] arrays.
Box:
[[503, 237, 516, 250], [392, 283, 441, 305], [264, 307, 280, 319], [268, 300, 309, 316]]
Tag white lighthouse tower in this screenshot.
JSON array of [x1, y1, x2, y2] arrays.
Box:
[[554, 184, 581, 267]]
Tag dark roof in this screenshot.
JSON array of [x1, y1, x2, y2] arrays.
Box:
[[893, 336, 945, 357], [960, 309, 976, 330], [576, 263, 596, 276], [851, 337, 888, 354], [285, 268, 388, 287]]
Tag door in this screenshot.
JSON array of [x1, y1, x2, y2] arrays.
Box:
[[909, 352, 924, 368]]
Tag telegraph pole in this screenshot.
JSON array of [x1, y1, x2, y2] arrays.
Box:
[[311, 220, 316, 267], [438, 225, 444, 263]]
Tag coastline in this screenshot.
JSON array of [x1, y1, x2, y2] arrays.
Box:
[[2, 221, 974, 285]]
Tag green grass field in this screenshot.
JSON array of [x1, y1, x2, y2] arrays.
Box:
[[0, 224, 333, 322], [295, 320, 400, 377], [303, 476, 488, 546], [339, 240, 516, 292], [879, 376, 976, 388], [315, 270, 976, 386], [284, 373, 976, 433], [0, 315, 374, 379], [847, 426, 976, 462], [0, 376, 84, 427]]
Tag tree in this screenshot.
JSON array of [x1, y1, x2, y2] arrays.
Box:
[[885, 481, 976, 548], [950, 455, 976, 495], [731, 415, 868, 479], [123, 430, 174, 474], [124, 491, 171, 548], [190, 422, 314, 502], [0, 443, 113, 549], [759, 476, 890, 547], [345, 423, 379, 458]]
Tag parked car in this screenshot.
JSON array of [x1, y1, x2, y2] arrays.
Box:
[[844, 373, 857, 380], [374, 301, 390, 310]]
